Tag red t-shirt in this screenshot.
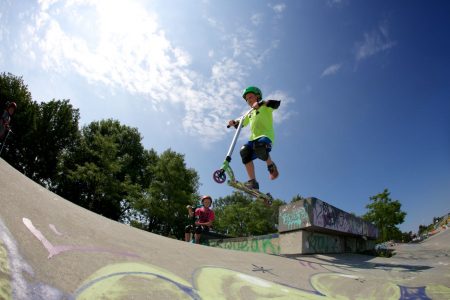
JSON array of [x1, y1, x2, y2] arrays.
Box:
[[195, 207, 215, 224]]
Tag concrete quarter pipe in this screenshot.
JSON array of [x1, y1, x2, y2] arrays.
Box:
[[0, 159, 449, 299]]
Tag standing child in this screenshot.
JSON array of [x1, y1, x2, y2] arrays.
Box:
[[184, 195, 215, 244], [228, 86, 280, 190], [0, 102, 17, 140]]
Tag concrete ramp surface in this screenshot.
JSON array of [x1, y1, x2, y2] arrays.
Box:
[[0, 159, 449, 299]]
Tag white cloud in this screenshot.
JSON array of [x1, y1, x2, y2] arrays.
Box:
[[321, 63, 342, 77], [16, 0, 293, 145], [227, 28, 279, 68], [327, 0, 349, 7], [355, 19, 396, 61], [269, 3, 286, 14], [266, 90, 296, 124], [251, 13, 263, 26], [38, 0, 60, 11], [204, 16, 225, 33]]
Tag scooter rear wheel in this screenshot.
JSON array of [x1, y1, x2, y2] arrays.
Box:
[[213, 169, 226, 184]]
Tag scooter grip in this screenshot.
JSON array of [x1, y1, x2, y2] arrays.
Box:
[[227, 121, 239, 128]]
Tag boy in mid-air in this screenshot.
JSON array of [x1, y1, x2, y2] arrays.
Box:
[[228, 86, 280, 190]]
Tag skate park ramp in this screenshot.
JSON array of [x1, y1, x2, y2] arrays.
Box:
[[0, 158, 449, 300]]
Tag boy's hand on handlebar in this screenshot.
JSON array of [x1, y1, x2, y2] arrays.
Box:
[[227, 120, 239, 128]]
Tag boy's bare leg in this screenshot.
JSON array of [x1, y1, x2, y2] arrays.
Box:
[[245, 161, 256, 180], [194, 233, 201, 244], [185, 233, 191, 242]]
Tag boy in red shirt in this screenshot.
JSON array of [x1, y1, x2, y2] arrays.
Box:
[[185, 195, 215, 244]]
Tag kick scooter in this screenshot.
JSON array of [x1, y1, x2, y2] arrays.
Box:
[[213, 109, 273, 206]]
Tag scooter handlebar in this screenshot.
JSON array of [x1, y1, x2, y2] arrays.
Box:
[[226, 108, 254, 128]]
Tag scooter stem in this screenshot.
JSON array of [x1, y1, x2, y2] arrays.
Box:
[[225, 108, 253, 161]]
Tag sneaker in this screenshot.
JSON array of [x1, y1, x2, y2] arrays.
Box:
[[244, 179, 259, 190], [268, 163, 279, 180]]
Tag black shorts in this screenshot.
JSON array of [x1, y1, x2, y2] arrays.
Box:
[[185, 224, 209, 234]]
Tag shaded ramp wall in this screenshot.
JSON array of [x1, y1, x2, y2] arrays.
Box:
[[278, 198, 378, 254]]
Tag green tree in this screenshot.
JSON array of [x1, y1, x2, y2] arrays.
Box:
[[32, 99, 80, 186], [129, 149, 199, 238], [418, 225, 428, 235], [0, 73, 80, 186], [55, 119, 146, 221], [0, 73, 39, 170], [291, 194, 307, 203], [401, 231, 413, 243], [363, 189, 406, 242], [213, 192, 284, 237]]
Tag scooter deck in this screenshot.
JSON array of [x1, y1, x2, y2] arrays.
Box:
[[228, 180, 273, 206]]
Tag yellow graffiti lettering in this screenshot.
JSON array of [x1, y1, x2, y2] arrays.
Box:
[[194, 267, 322, 300], [311, 273, 400, 300], [75, 263, 194, 300], [0, 241, 12, 300], [425, 284, 450, 299]]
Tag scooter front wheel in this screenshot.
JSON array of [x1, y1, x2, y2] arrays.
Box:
[[213, 169, 226, 184]]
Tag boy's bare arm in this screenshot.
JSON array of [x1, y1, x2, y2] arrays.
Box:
[[196, 220, 213, 227], [186, 205, 194, 217]]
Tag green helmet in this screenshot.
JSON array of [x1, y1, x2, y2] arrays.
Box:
[[242, 86, 262, 100]]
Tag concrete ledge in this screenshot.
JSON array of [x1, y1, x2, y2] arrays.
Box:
[[278, 198, 378, 254], [278, 197, 378, 239]]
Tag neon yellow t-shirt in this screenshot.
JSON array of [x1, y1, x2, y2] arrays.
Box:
[[242, 105, 275, 143]]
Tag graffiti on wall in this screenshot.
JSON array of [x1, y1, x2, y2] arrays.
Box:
[[278, 198, 378, 238], [312, 200, 362, 235], [311, 198, 378, 238], [209, 234, 280, 255], [305, 232, 342, 254], [278, 204, 311, 232]]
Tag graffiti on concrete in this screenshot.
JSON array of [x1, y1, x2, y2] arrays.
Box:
[[313, 200, 362, 235], [0, 218, 67, 299], [73, 262, 201, 299], [309, 272, 450, 300], [49, 224, 63, 236], [209, 234, 280, 255], [23, 218, 140, 259], [311, 198, 378, 238], [399, 286, 431, 300], [1, 216, 448, 299], [299, 260, 320, 270], [251, 264, 274, 274], [306, 232, 342, 253], [0, 216, 315, 299], [278, 198, 378, 239], [278, 204, 311, 232]]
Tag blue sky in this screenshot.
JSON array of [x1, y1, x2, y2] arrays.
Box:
[[1, 0, 449, 233]]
